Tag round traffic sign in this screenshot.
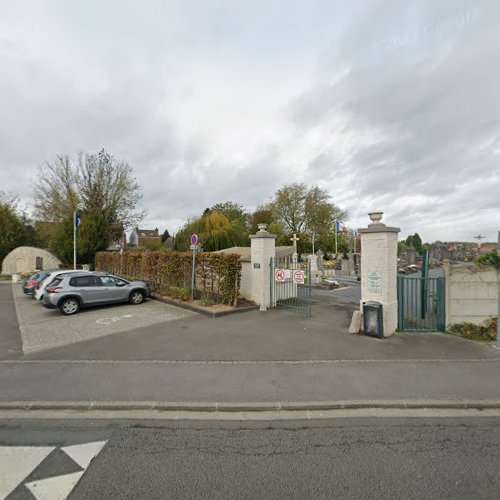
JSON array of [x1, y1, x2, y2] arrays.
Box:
[[293, 270, 305, 284], [275, 269, 285, 281], [190, 234, 198, 245]]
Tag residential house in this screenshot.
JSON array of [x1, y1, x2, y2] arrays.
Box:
[[129, 227, 162, 248]]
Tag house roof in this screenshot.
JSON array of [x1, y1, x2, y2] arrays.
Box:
[[137, 228, 160, 238], [213, 246, 294, 262]]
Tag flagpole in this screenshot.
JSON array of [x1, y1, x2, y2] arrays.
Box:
[[335, 220, 338, 255], [73, 211, 77, 270]]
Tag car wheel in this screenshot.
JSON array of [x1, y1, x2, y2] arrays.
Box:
[[60, 298, 80, 315], [129, 290, 145, 305]]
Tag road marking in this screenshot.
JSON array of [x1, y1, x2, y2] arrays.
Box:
[[25, 471, 84, 500], [0, 446, 54, 498], [1, 440, 108, 499], [96, 314, 134, 325], [1, 357, 499, 365], [61, 441, 107, 469]]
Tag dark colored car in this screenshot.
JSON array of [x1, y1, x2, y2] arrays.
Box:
[[22, 271, 50, 295]]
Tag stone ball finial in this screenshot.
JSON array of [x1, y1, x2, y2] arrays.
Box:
[[257, 223, 268, 232], [368, 211, 384, 225]]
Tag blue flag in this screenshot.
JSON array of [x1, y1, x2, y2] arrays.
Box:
[[75, 214, 81, 229]]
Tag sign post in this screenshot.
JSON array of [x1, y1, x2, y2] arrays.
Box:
[[190, 234, 198, 300], [420, 248, 429, 319]]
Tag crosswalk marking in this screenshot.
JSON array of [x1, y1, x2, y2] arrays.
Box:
[[61, 441, 107, 469], [0, 446, 54, 499], [25, 471, 85, 500], [0, 440, 107, 499]]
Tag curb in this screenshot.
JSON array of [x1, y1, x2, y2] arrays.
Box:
[[2, 400, 500, 412], [151, 293, 259, 318]]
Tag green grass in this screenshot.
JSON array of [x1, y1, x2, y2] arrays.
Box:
[[447, 318, 497, 342]]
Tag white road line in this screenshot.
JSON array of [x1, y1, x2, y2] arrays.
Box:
[[25, 471, 84, 500], [0, 446, 54, 498], [0, 358, 499, 365], [61, 441, 107, 469]]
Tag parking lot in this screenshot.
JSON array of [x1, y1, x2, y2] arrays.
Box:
[[11, 284, 196, 354]]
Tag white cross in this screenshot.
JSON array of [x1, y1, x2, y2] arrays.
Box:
[[290, 233, 299, 255]]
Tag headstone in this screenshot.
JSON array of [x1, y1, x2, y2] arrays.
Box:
[[308, 255, 322, 285], [315, 250, 324, 271]]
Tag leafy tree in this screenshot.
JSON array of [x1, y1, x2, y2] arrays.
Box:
[[249, 205, 274, 234], [269, 183, 347, 253], [174, 212, 240, 252], [208, 201, 250, 245], [161, 229, 171, 243], [0, 193, 30, 264], [33, 149, 144, 262], [398, 241, 408, 256], [209, 201, 248, 226], [405, 233, 423, 254], [413, 233, 423, 254]]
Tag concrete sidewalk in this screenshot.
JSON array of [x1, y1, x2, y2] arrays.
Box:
[[1, 357, 500, 409], [3, 283, 500, 411]]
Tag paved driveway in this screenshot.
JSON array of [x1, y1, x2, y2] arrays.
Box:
[[11, 284, 196, 354]]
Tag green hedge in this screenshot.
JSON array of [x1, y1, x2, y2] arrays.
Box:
[[95, 251, 241, 305]]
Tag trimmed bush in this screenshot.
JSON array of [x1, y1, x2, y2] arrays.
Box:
[[96, 251, 241, 305]]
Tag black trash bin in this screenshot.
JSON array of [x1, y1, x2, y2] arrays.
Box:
[[363, 301, 384, 338]]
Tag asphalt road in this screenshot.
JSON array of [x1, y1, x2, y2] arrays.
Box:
[[1, 417, 500, 499]]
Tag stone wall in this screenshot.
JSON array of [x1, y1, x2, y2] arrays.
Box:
[[1, 246, 63, 274], [443, 261, 498, 325]]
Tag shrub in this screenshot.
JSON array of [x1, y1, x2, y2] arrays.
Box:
[[200, 296, 215, 307], [171, 286, 191, 301], [476, 250, 500, 268], [447, 318, 497, 342]]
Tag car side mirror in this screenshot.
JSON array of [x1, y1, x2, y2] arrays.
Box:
[[116, 282, 126, 287]]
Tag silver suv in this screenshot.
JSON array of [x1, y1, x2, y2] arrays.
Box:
[[42, 272, 151, 315]]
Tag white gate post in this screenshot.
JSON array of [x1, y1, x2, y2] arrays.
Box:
[[358, 212, 400, 336], [250, 224, 276, 311]]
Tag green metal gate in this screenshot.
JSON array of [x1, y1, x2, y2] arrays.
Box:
[[270, 257, 312, 317], [397, 276, 445, 332]]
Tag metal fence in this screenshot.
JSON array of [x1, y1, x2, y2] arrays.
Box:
[[397, 276, 445, 332], [270, 257, 312, 317]]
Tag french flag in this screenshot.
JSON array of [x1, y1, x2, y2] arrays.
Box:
[[336, 221, 348, 233]]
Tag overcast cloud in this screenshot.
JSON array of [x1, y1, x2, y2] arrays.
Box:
[[1, 0, 499, 242]]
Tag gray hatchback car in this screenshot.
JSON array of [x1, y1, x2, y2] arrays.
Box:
[[42, 272, 151, 315]]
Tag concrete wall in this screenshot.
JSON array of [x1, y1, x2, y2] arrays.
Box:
[[239, 261, 252, 300], [1, 246, 62, 274], [443, 261, 498, 325]]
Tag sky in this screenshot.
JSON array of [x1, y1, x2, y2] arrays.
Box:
[[1, 0, 499, 243]]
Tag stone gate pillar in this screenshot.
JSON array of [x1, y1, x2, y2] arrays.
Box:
[[358, 212, 400, 336], [250, 224, 276, 311]]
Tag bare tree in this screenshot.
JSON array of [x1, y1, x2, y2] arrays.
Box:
[[34, 155, 79, 222]]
